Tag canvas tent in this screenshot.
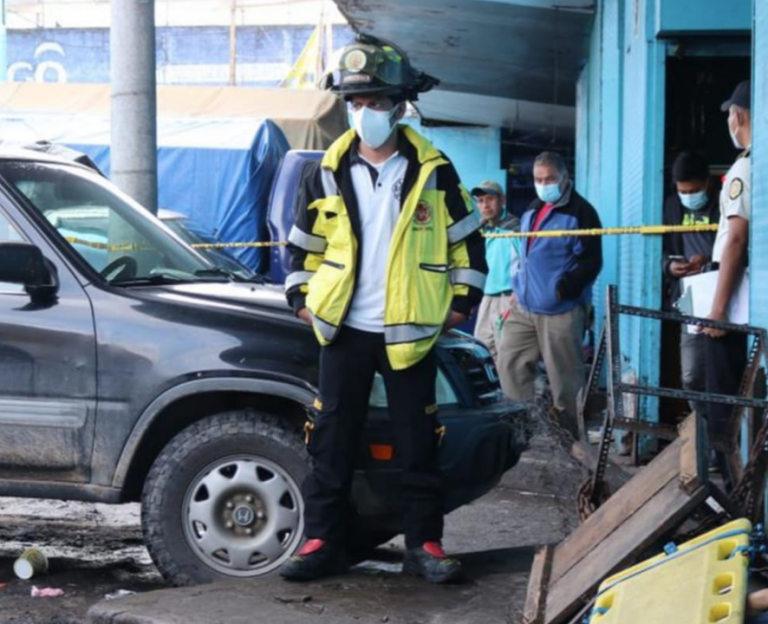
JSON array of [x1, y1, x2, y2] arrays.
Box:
[[0, 83, 348, 271]]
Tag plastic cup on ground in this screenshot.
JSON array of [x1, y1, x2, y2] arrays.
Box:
[[14, 549, 48, 580]]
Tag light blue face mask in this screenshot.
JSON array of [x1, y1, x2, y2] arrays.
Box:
[[535, 182, 563, 204], [678, 190, 708, 211]]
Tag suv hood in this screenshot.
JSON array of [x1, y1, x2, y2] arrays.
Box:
[[158, 281, 292, 313]]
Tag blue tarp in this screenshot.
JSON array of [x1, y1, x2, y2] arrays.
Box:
[[68, 119, 290, 272]]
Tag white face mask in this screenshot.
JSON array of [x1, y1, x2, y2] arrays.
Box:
[[534, 181, 563, 204], [678, 190, 708, 211], [728, 112, 744, 149], [351, 105, 398, 150]]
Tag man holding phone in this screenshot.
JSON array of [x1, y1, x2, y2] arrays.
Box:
[[662, 151, 720, 416]]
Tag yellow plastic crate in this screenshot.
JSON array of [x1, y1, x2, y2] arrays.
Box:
[[589, 518, 752, 624]]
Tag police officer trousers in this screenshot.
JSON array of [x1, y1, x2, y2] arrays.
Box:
[[705, 331, 748, 489], [302, 326, 444, 550]]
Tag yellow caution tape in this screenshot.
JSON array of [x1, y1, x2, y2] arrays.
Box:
[[63, 236, 288, 252], [64, 236, 147, 252], [64, 224, 718, 253], [190, 241, 288, 249], [483, 223, 719, 239]]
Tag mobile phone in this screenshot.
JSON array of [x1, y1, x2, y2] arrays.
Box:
[[668, 255, 687, 261]]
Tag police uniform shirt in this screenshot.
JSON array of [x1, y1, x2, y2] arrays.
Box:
[[712, 149, 751, 263]]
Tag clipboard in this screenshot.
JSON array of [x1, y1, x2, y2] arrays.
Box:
[[677, 270, 749, 332]]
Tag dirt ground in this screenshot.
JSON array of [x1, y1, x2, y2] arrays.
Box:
[[0, 430, 585, 624], [0, 499, 162, 624]]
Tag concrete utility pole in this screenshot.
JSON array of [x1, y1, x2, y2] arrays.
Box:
[[110, 0, 158, 214]]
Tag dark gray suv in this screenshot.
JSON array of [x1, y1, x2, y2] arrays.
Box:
[[0, 148, 525, 585]]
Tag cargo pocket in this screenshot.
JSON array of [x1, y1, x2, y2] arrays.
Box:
[[306, 259, 347, 315], [416, 263, 451, 323]]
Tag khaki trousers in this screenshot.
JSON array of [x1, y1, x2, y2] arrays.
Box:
[[474, 294, 508, 362], [497, 301, 587, 436]]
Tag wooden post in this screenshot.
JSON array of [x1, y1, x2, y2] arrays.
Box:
[[522, 545, 554, 624]]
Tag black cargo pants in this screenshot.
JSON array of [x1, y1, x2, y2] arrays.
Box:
[[302, 326, 444, 550]]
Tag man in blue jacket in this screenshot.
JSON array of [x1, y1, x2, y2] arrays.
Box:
[[497, 152, 602, 437]]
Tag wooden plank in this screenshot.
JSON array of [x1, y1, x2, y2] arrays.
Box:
[[678, 413, 707, 494], [522, 545, 554, 624], [549, 433, 682, 584], [545, 477, 708, 624]]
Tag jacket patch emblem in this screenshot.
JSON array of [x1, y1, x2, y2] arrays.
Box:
[[413, 201, 433, 228], [729, 178, 743, 200], [392, 178, 403, 201]]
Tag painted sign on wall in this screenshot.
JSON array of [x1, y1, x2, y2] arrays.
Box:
[[6, 25, 353, 86]]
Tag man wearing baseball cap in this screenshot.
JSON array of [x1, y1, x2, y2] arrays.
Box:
[[699, 79, 752, 486], [471, 181, 520, 362]]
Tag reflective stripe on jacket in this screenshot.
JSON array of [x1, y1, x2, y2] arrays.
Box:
[[285, 125, 487, 370]]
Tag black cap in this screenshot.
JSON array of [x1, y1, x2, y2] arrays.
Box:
[[721, 80, 751, 112]]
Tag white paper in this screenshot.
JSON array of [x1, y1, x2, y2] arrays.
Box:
[[678, 270, 749, 332]]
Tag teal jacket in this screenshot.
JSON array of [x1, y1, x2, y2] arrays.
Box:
[[483, 213, 520, 296]]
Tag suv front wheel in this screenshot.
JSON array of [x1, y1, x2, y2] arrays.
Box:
[[141, 410, 309, 586]]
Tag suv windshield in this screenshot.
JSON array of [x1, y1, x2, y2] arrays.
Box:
[[0, 161, 215, 285]]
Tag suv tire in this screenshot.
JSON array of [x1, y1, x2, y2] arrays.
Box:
[[141, 410, 309, 586]]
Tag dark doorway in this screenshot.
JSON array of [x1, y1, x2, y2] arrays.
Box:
[[660, 44, 751, 426]]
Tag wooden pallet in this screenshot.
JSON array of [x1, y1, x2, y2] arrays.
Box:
[[522, 414, 710, 624]]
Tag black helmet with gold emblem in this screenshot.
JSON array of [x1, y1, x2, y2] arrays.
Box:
[[320, 34, 439, 101]]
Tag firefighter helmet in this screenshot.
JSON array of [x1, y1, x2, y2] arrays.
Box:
[[321, 34, 439, 101]]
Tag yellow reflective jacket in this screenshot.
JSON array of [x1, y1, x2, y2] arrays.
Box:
[[285, 126, 487, 370]]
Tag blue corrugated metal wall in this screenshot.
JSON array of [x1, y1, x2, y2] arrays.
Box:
[[596, 0, 623, 335], [618, 0, 664, 398], [575, 65, 589, 197], [575, 0, 623, 334], [577, 0, 664, 415], [751, 0, 768, 331]]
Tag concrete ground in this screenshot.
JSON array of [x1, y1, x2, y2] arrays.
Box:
[[0, 432, 585, 624], [87, 433, 584, 624]]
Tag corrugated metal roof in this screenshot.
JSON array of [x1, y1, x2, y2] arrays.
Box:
[[334, 0, 593, 136]]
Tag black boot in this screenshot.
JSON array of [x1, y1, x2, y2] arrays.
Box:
[[402, 542, 463, 584], [280, 539, 348, 582]]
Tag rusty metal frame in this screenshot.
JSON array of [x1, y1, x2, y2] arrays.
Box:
[[580, 285, 768, 512]]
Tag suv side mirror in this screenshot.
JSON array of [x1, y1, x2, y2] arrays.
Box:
[[0, 242, 59, 302]]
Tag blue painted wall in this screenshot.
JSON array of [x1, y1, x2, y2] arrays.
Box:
[[5, 25, 354, 85], [656, 0, 751, 36], [406, 119, 504, 194], [751, 1, 768, 332], [596, 0, 623, 338], [577, 0, 667, 418]]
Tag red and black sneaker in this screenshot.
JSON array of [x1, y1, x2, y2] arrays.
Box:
[[279, 539, 348, 582], [402, 542, 463, 584]]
